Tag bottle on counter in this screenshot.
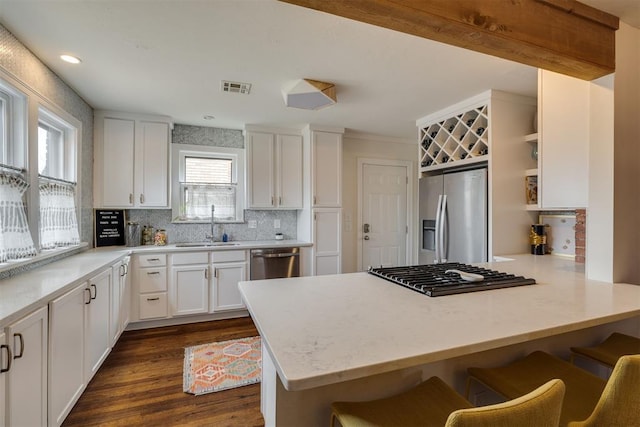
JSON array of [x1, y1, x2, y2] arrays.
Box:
[[154, 229, 167, 246]]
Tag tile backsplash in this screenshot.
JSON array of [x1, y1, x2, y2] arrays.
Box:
[[126, 209, 297, 244]]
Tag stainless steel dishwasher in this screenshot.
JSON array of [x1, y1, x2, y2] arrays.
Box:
[[250, 247, 300, 280]]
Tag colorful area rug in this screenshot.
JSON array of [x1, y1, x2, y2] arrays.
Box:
[[183, 336, 261, 395]]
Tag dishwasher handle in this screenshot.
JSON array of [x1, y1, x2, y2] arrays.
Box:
[[251, 252, 300, 258]]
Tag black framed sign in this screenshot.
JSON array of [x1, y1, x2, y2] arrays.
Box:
[[94, 209, 126, 247]]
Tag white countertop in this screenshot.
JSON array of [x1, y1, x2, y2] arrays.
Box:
[[0, 249, 130, 328], [238, 255, 640, 391], [0, 239, 311, 328], [126, 239, 311, 252]]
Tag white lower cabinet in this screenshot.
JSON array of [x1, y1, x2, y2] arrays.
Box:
[[171, 252, 209, 316], [5, 306, 48, 427], [313, 208, 342, 275], [85, 269, 112, 382], [0, 331, 7, 427], [49, 283, 86, 427], [211, 251, 247, 312], [111, 256, 131, 346], [135, 254, 169, 320]]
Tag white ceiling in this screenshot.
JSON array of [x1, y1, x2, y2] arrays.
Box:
[[0, 0, 635, 140]]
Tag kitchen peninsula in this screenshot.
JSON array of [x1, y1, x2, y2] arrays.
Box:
[[239, 255, 640, 427]]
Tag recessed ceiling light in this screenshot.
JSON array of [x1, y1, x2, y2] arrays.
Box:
[[203, 115, 215, 120], [60, 54, 81, 64]]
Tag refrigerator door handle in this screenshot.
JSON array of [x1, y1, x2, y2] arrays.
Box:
[[440, 194, 448, 263], [434, 195, 443, 263]]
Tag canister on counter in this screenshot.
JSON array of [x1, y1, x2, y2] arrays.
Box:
[[154, 229, 167, 246], [530, 224, 547, 255], [125, 221, 140, 247], [142, 225, 155, 245]]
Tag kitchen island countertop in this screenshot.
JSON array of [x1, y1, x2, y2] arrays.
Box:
[[239, 254, 640, 392]]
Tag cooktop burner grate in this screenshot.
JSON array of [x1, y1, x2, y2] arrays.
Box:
[[368, 263, 536, 297]]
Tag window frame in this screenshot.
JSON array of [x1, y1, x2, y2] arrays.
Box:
[[171, 143, 245, 223], [0, 79, 28, 169], [0, 70, 84, 272], [37, 106, 78, 182]]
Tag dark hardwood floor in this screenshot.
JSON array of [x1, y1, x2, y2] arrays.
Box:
[[63, 317, 265, 427]]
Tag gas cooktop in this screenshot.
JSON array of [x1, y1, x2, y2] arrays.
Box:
[[368, 262, 536, 297]]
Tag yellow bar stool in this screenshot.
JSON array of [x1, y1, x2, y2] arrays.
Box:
[[330, 376, 565, 427], [466, 351, 640, 427], [570, 332, 640, 369]]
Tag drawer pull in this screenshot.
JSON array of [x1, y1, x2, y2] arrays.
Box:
[[147, 271, 160, 275], [147, 258, 161, 262], [146, 297, 160, 301], [13, 333, 24, 359], [1, 344, 12, 373]]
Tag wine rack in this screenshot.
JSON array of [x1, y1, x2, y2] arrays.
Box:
[[419, 104, 488, 171]]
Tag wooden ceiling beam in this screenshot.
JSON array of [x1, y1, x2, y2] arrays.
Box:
[[279, 0, 618, 80]]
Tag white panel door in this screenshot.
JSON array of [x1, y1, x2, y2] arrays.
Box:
[[277, 134, 303, 208], [211, 262, 246, 311], [84, 269, 111, 382], [138, 120, 170, 207], [110, 261, 122, 346], [362, 164, 408, 269], [313, 208, 341, 275], [102, 117, 135, 207], [247, 132, 275, 208], [172, 265, 209, 316], [49, 284, 86, 427], [312, 131, 342, 207], [6, 306, 48, 427]]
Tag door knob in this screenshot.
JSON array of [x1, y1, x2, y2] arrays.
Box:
[[364, 235, 370, 240]]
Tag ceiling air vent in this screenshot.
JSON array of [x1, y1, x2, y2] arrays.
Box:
[[221, 80, 251, 94]]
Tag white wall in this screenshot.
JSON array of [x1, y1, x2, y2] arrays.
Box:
[[342, 134, 417, 273], [612, 22, 640, 283], [586, 75, 614, 281]]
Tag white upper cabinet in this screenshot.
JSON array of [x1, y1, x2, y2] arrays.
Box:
[[246, 129, 303, 209], [277, 134, 303, 208], [538, 69, 590, 209], [94, 111, 172, 208], [312, 131, 342, 207]]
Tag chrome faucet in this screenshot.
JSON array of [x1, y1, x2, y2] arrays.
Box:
[[206, 204, 216, 242]]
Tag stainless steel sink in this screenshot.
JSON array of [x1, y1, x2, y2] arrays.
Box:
[[175, 242, 240, 247]]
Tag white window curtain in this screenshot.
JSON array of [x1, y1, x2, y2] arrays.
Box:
[[181, 183, 236, 221], [39, 180, 80, 249], [0, 171, 37, 262]]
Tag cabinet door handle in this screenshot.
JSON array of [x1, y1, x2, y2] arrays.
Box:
[[84, 287, 92, 305], [124, 263, 129, 275], [271, 196, 274, 206], [214, 268, 218, 278], [279, 196, 282, 205], [90, 283, 97, 300], [129, 193, 133, 204], [146, 297, 160, 301], [13, 333, 24, 359], [140, 194, 145, 204], [120, 264, 125, 277], [204, 268, 208, 279], [147, 271, 160, 275], [313, 196, 317, 205], [1, 344, 12, 373]]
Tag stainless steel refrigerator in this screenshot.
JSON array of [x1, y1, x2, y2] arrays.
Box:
[[419, 168, 487, 264]]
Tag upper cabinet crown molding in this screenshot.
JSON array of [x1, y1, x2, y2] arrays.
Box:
[[280, 0, 618, 80]]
